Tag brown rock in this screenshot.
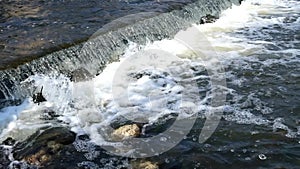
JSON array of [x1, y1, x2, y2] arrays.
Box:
[[131, 160, 159, 169], [111, 124, 140, 141], [24, 149, 50, 166]]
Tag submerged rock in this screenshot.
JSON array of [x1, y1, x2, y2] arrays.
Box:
[[111, 124, 140, 141], [70, 67, 93, 82], [13, 127, 76, 166], [131, 160, 159, 169], [40, 110, 59, 120]]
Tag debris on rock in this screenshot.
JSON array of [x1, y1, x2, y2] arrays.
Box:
[[33, 86, 47, 104]]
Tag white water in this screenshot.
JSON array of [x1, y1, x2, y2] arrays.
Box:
[[0, 0, 299, 151]]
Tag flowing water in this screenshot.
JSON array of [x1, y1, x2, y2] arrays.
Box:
[[0, 0, 240, 104], [0, 0, 299, 168]]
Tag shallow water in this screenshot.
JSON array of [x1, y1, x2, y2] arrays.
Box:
[[0, 0, 299, 168]]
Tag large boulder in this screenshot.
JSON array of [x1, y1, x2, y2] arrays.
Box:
[[13, 127, 76, 166]]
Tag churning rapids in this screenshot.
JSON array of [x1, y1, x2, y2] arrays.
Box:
[[0, 0, 299, 168]]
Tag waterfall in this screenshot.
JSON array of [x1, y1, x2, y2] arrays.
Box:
[[0, 0, 241, 107]]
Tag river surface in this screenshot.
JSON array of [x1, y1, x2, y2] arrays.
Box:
[[0, 0, 299, 168], [0, 0, 194, 69]]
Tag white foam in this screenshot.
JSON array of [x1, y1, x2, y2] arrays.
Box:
[[0, 100, 29, 132], [272, 118, 299, 138]]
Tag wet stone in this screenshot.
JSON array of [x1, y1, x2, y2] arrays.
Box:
[[111, 124, 141, 141], [2, 137, 16, 146], [200, 14, 218, 24], [0, 146, 11, 168], [70, 67, 93, 82], [40, 110, 59, 120], [131, 160, 159, 169], [130, 70, 170, 81], [13, 127, 76, 166]]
